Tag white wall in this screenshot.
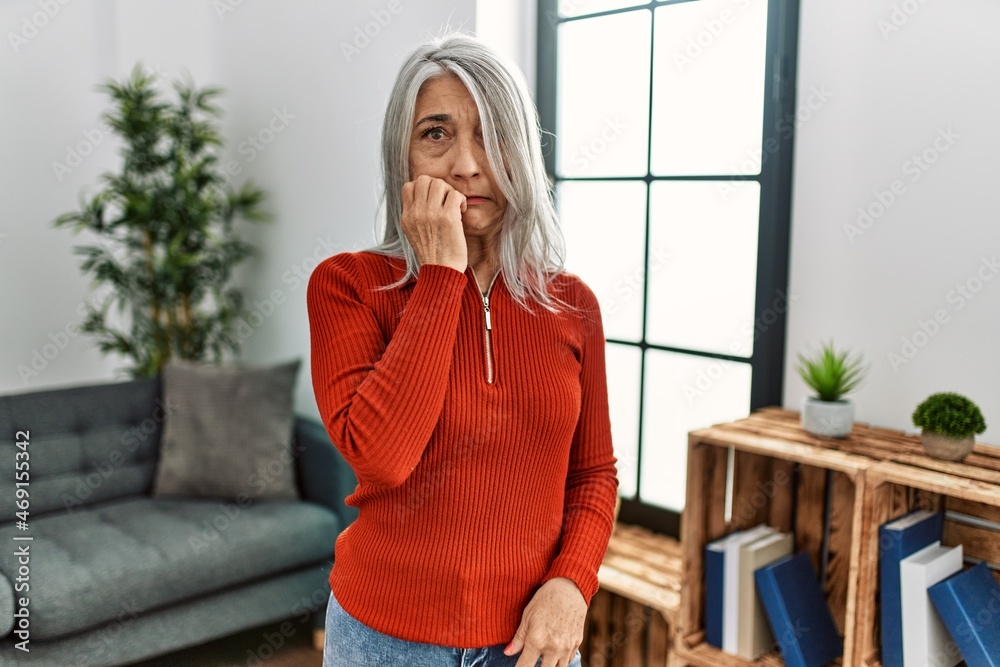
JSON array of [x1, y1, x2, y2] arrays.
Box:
[[785, 0, 1000, 442], [0, 0, 476, 419]]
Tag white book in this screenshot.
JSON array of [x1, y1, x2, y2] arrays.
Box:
[[737, 531, 794, 659], [900, 541, 963, 667], [722, 524, 775, 653]]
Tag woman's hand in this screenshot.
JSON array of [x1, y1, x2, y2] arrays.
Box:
[[504, 577, 586, 666], [401, 174, 468, 274]]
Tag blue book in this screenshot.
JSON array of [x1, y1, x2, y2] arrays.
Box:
[[928, 561, 1000, 667], [705, 540, 725, 648], [754, 552, 843, 667], [878, 509, 943, 667], [703, 525, 774, 649]]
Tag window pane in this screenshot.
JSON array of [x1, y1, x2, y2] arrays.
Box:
[[646, 181, 759, 357], [557, 11, 650, 177], [558, 0, 648, 19], [650, 0, 768, 175], [640, 349, 751, 511], [606, 343, 641, 499], [559, 181, 647, 342]]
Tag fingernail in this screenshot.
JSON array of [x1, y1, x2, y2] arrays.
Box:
[[503, 642, 513, 654]]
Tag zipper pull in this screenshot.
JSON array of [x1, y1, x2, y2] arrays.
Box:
[[483, 295, 492, 330]]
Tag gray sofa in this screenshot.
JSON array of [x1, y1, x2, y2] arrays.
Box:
[[0, 376, 357, 666]]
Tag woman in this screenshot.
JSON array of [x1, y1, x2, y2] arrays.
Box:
[[307, 31, 619, 667]]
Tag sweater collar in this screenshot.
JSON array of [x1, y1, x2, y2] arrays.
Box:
[[390, 255, 476, 287]]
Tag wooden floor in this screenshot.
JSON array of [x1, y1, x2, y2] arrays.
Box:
[[132, 619, 321, 667]]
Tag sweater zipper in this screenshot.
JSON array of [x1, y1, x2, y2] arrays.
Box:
[[481, 271, 500, 384]]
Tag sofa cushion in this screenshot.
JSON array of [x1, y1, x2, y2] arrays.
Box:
[[0, 572, 12, 639], [0, 378, 163, 522], [0, 495, 339, 641], [152, 358, 302, 501]]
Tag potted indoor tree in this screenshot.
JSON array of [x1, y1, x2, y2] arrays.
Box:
[[912, 392, 987, 461], [796, 340, 869, 438], [54, 62, 269, 377]]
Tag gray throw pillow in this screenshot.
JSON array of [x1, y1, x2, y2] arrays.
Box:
[[0, 572, 13, 639], [152, 358, 302, 501]]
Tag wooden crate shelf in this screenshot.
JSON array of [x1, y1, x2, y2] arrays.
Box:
[[599, 522, 682, 620], [675, 406, 1000, 667], [676, 641, 843, 667], [677, 410, 875, 666], [585, 522, 681, 666], [853, 458, 1000, 667]]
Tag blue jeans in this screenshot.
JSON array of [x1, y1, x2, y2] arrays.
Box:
[[323, 590, 583, 667]]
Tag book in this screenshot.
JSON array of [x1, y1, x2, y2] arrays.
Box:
[[703, 524, 774, 650], [754, 552, 843, 667], [704, 536, 727, 648], [899, 541, 963, 667], [929, 561, 1000, 667], [722, 524, 775, 652], [737, 531, 794, 659], [879, 509, 944, 667]]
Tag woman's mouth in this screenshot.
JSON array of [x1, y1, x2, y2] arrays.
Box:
[[465, 196, 489, 205]]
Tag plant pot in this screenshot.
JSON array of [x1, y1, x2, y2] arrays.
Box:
[[920, 430, 974, 462], [801, 396, 854, 438]]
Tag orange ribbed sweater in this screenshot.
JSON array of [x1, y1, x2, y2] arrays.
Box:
[[306, 250, 619, 647]]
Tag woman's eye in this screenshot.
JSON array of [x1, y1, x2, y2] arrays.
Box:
[[422, 127, 446, 141]]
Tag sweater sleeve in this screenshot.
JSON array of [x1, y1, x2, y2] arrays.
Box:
[[538, 278, 620, 606], [306, 253, 468, 489]]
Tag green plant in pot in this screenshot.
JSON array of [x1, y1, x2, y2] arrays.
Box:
[[796, 340, 869, 438], [53, 63, 269, 377], [912, 392, 987, 461]]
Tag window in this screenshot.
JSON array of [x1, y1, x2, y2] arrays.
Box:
[[536, 0, 800, 537]]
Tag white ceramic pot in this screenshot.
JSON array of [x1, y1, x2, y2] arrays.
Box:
[[801, 396, 855, 438]]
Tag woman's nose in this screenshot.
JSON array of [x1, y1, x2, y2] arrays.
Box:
[[450, 135, 481, 179]]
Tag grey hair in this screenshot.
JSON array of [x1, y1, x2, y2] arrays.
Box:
[[365, 31, 575, 316]]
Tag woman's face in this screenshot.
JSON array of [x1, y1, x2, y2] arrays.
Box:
[[407, 74, 507, 238]]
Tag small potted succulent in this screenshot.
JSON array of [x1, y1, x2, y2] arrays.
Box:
[[796, 340, 869, 438], [912, 392, 987, 462]]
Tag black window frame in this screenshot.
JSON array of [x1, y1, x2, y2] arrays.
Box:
[[536, 0, 801, 538]]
